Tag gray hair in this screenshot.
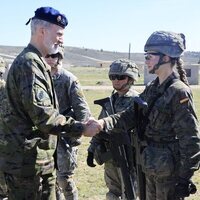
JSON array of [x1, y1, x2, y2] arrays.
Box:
[[30, 19, 52, 35]]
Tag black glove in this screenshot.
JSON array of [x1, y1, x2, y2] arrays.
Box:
[[175, 177, 197, 198], [87, 151, 96, 167], [68, 137, 81, 146]]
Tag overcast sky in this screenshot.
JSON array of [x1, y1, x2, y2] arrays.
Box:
[[1, 0, 199, 53]]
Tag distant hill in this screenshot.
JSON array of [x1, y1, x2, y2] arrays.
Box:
[[0, 45, 199, 67]]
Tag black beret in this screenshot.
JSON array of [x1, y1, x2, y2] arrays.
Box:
[[26, 7, 68, 28]]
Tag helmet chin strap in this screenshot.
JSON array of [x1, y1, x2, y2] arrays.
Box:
[[149, 54, 171, 74]]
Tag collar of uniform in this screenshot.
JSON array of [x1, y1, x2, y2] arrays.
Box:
[[125, 86, 139, 97], [157, 72, 178, 94], [26, 43, 51, 72], [27, 43, 43, 57], [51, 65, 63, 79], [52, 73, 61, 80]]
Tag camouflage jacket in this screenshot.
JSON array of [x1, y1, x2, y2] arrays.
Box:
[[53, 68, 91, 173], [52, 67, 91, 121], [0, 44, 84, 176], [53, 67, 91, 146], [0, 80, 9, 120], [103, 72, 200, 179], [88, 86, 139, 153]]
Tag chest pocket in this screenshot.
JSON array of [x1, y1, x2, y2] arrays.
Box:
[[150, 97, 172, 130]]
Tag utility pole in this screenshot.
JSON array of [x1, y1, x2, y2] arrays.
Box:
[[128, 43, 131, 60]]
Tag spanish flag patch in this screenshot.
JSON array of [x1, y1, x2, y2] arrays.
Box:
[[180, 97, 189, 104]]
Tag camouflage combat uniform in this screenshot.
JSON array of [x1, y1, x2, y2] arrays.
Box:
[[88, 87, 138, 200], [0, 56, 10, 82], [53, 67, 91, 200], [103, 72, 200, 200], [0, 57, 9, 200], [0, 80, 8, 200], [0, 44, 84, 200]]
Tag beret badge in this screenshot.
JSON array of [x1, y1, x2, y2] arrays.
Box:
[[57, 15, 62, 23]]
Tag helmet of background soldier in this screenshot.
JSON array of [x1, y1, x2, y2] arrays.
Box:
[[109, 59, 139, 82], [144, 31, 186, 58], [0, 57, 7, 79]]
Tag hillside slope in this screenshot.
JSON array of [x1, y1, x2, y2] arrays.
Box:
[[0, 45, 199, 67]]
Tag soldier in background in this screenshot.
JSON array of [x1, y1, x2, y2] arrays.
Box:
[[0, 7, 99, 200], [87, 59, 139, 200], [45, 47, 91, 200], [0, 56, 8, 200], [90, 31, 200, 200]]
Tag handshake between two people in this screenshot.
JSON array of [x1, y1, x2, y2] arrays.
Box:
[[82, 118, 105, 137]]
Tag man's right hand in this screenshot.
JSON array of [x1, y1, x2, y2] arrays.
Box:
[[82, 119, 103, 137], [87, 151, 96, 167]]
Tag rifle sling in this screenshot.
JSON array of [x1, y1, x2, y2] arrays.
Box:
[[144, 78, 178, 120]]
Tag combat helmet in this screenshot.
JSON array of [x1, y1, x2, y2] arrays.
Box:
[[109, 59, 139, 82], [144, 31, 186, 58]]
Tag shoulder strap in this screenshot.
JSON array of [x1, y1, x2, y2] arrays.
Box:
[[145, 78, 179, 119]]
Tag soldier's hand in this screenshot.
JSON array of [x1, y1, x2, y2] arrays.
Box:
[[87, 119, 105, 130], [175, 177, 197, 198], [82, 119, 103, 137], [87, 151, 96, 167]]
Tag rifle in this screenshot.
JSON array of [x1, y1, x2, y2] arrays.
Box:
[[133, 96, 147, 200], [94, 97, 136, 200]]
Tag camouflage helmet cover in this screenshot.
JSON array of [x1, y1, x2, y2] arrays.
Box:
[[144, 31, 186, 58], [109, 59, 139, 81]]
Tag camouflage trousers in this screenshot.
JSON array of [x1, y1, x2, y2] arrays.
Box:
[[0, 171, 7, 199], [104, 160, 137, 200], [4, 171, 56, 200], [56, 176, 78, 200], [56, 141, 78, 200], [146, 174, 179, 200]]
